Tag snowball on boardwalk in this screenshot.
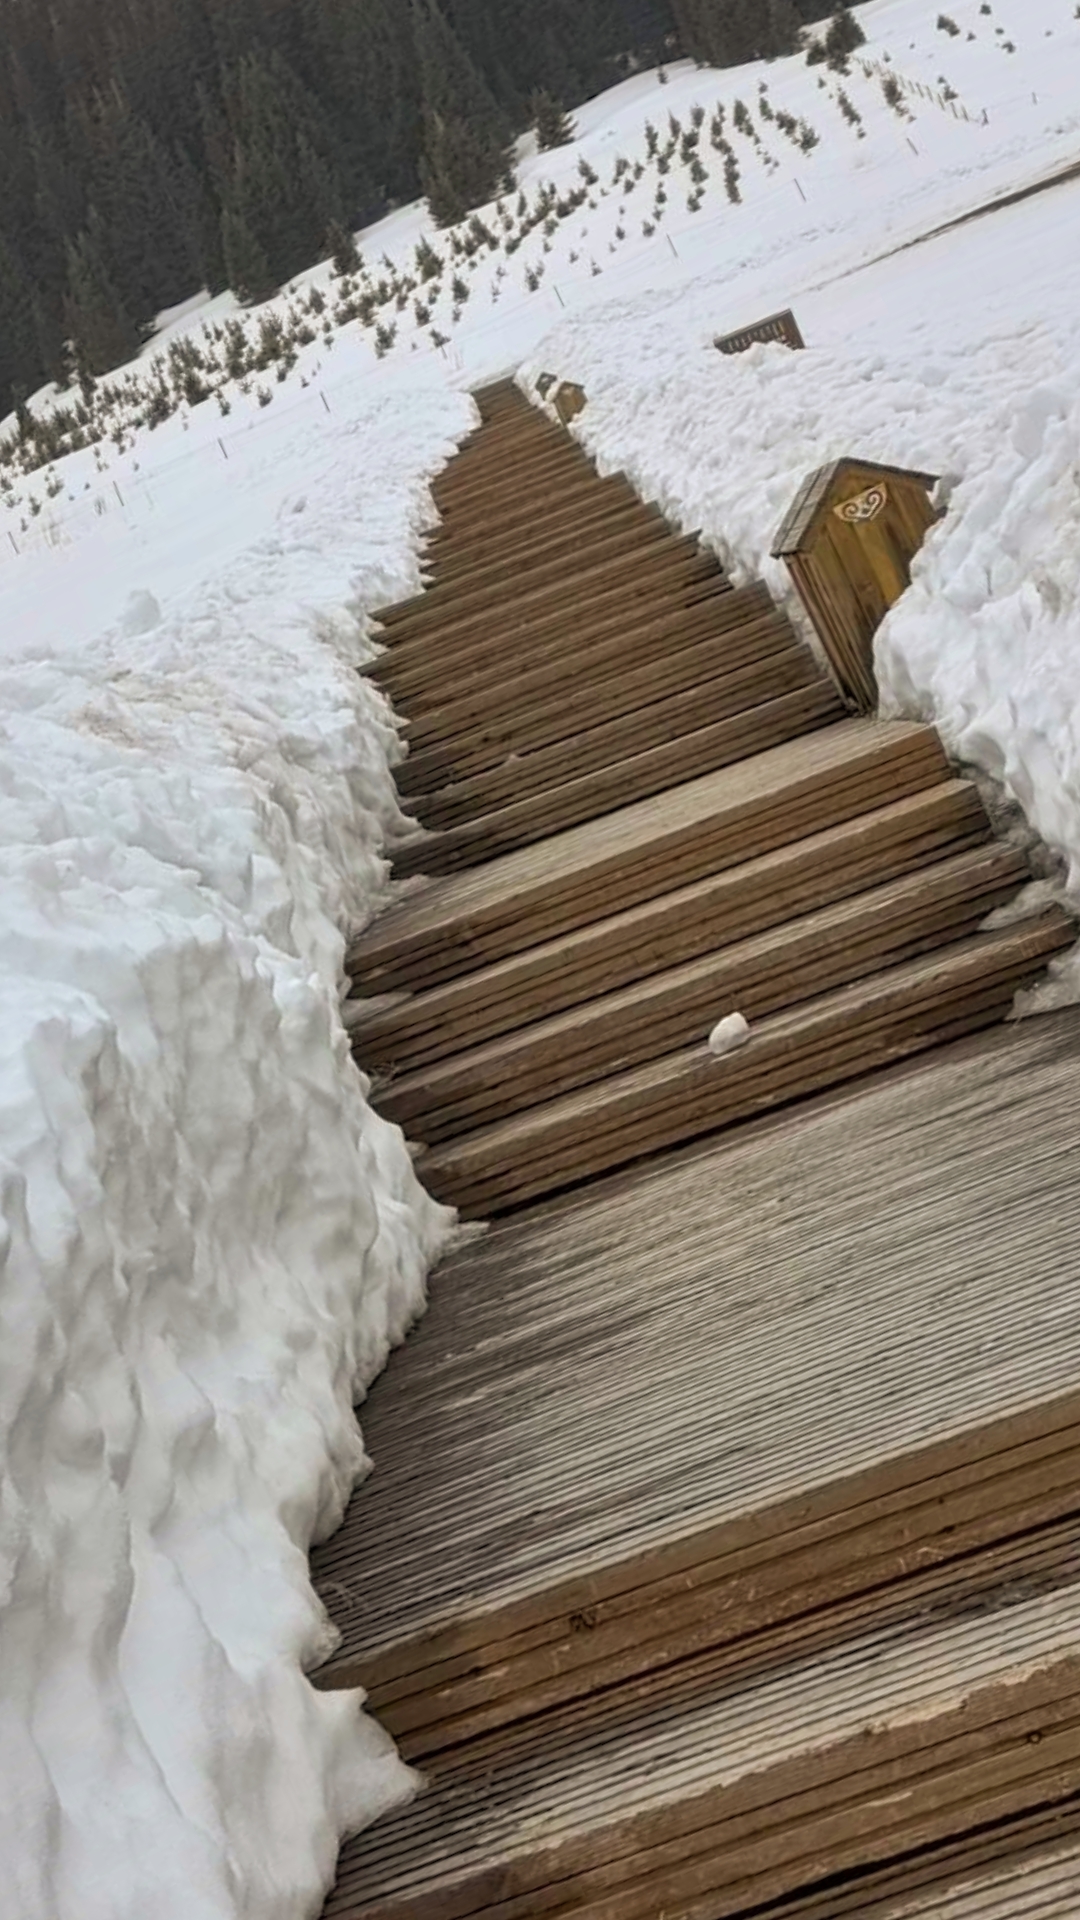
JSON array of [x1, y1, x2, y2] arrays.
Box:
[[708, 1012, 751, 1057]]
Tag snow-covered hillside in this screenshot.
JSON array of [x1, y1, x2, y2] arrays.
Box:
[[2, 1, 1080, 1917]]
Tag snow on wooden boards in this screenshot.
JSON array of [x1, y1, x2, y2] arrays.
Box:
[[323, 1574, 1080, 1920], [312, 1013, 1080, 1747]]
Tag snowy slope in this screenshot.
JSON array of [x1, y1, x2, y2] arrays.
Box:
[[0, 375, 473, 1920], [2, 0, 1080, 1917]]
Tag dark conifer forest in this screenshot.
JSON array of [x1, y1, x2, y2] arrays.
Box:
[[0, 0, 854, 414]]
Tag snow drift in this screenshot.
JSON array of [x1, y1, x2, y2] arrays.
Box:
[[0, 379, 471, 1919]]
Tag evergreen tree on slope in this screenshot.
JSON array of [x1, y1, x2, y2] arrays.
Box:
[[413, 0, 513, 226]]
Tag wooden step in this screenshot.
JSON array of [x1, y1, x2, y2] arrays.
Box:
[[323, 1573, 1080, 1919], [375, 843, 1030, 1141], [398, 600, 791, 788], [335, 1505, 1080, 1760], [348, 780, 993, 1070], [376, 573, 734, 721], [431, 468, 630, 543], [372, 532, 712, 657], [422, 507, 670, 599], [633, 1811, 1080, 1920], [315, 1013, 1080, 1751], [367, 555, 725, 701], [417, 913, 1073, 1212], [424, 484, 653, 575], [430, 443, 595, 516], [871, 1830, 1080, 1919], [410, 649, 828, 832], [397, 585, 779, 780], [381, 513, 675, 629], [349, 720, 951, 992], [393, 682, 845, 873]]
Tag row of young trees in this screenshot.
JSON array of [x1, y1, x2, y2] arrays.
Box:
[[0, 0, 863, 419]]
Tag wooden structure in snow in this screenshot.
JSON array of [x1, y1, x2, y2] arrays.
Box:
[[772, 456, 939, 711], [715, 308, 805, 354]]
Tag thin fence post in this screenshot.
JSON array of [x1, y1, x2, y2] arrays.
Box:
[[218, 438, 228, 459], [321, 390, 331, 413], [794, 178, 807, 203], [667, 233, 679, 260]]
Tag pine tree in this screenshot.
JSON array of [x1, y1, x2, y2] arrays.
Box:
[[0, 235, 42, 418], [824, 1, 867, 64], [63, 213, 144, 378], [167, 142, 228, 295], [221, 199, 275, 304], [412, 0, 508, 143], [216, 51, 346, 288], [78, 91, 191, 319], [326, 218, 362, 277], [765, 0, 804, 56], [670, 0, 804, 63], [413, 0, 513, 225], [420, 110, 512, 227], [530, 91, 576, 150]]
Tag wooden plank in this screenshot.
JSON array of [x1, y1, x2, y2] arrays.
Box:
[[376, 577, 736, 722], [323, 1585, 1080, 1918], [396, 603, 778, 788], [877, 1833, 1080, 1917], [397, 585, 776, 759], [419, 915, 1074, 1212], [426, 481, 653, 562], [385, 517, 682, 631], [318, 1450, 1080, 1748], [412, 645, 820, 828], [316, 1013, 1080, 1678], [374, 844, 1029, 1139], [373, 541, 717, 671], [349, 720, 949, 989], [720, 1814, 1080, 1920], [393, 682, 844, 876], [348, 782, 992, 1068]]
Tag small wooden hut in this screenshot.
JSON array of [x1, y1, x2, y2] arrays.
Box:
[[772, 457, 939, 711]]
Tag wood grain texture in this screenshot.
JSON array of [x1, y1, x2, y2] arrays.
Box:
[[315, 1013, 1080, 1692], [319, 382, 1080, 1919], [324, 1579, 1080, 1918]]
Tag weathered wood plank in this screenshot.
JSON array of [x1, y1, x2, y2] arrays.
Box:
[[349, 720, 950, 990], [348, 782, 991, 1068], [323, 1580, 1080, 1918], [315, 1014, 1080, 1691]]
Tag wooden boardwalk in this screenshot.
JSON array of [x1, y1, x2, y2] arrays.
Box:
[[315, 382, 1080, 1916]]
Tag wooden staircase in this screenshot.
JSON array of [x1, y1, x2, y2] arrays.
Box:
[[315, 381, 1080, 1918], [349, 381, 1071, 1218]]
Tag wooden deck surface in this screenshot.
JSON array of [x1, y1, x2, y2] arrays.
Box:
[[325, 1569, 1080, 1918], [317, 381, 1080, 1917], [314, 1013, 1080, 1749]]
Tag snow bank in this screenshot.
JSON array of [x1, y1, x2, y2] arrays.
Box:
[[522, 188, 1080, 898], [0, 376, 472, 1919]]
